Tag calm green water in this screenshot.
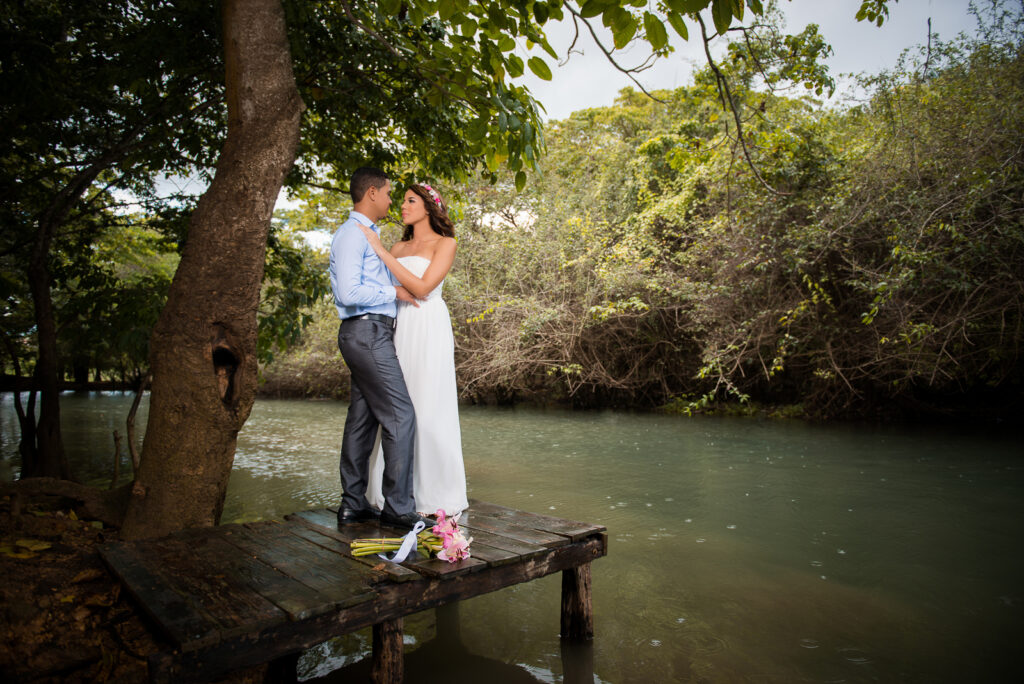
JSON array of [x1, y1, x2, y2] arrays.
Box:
[[2, 393, 1023, 682]]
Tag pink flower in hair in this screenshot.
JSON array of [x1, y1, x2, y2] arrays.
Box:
[[419, 183, 443, 206]]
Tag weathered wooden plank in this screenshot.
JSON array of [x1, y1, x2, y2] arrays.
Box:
[[468, 500, 606, 542], [283, 511, 420, 583], [129, 533, 286, 650], [458, 540, 521, 567], [460, 509, 570, 548], [400, 553, 486, 578], [181, 527, 335, 623], [99, 541, 219, 649], [455, 526, 548, 563], [218, 522, 377, 611], [148, 533, 608, 683]]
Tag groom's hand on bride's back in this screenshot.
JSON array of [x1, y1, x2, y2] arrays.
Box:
[[396, 286, 420, 307]]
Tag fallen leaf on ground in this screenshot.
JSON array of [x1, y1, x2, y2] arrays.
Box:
[[71, 568, 104, 584]]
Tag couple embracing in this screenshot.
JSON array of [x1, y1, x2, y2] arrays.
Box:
[[328, 167, 468, 531]]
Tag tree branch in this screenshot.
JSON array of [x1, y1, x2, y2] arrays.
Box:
[[564, 3, 666, 103], [697, 14, 788, 196]]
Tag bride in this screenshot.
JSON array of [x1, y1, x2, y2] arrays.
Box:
[[356, 183, 468, 518]]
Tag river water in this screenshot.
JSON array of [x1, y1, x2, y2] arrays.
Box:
[[2, 393, 1022, 682]]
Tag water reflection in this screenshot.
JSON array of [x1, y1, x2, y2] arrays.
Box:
[[2, 394, 1023, 682]]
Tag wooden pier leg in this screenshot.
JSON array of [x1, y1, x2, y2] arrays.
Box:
[[560, 638, 595, 684], [560, 563, 594, 640], [371, 617, 403, 684]]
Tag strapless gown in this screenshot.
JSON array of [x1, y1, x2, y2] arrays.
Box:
[[365, 255, 468, 517]]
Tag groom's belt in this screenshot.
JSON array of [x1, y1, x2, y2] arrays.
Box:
[[343, 313, 396, 327]]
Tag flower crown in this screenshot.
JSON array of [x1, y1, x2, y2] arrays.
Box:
[[419, 183, 443, 207]]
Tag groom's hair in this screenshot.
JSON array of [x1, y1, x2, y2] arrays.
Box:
[[350, 167, 389, 203]]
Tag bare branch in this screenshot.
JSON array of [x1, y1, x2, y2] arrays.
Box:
[[563, 3, 666, 103]]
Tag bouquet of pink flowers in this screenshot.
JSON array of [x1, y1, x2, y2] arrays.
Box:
[[349, 509, 473, 564], [431, 510, 473, 562]]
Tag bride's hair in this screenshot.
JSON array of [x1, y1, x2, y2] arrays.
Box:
[[402, 184, 455, 241]]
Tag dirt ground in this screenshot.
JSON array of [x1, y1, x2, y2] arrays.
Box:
[[0, 493, 283, 683], [0, 493, 157, 682]]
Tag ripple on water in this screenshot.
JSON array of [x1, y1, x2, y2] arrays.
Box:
[[799, 638, 820, 649], [838, 647, 872, 665]]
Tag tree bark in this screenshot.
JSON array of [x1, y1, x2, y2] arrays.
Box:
[[22, 222, 70, 480], [120, 0, 303, 540]]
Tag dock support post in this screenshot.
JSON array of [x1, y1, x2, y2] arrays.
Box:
[[560, 562, 594, 640], [371, 617, 403, 684]]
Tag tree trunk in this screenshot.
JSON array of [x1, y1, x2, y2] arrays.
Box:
[[126, 371, 150, 474], [22, 224, 70, 480], [121, 0, 303, 540], [1, 336, 41, 476]]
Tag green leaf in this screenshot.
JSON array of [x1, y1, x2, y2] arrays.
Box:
[[487, 4, 507, 30], [644, 12, 668, 51], [380, 0, 401, 15], [533, 2, 549, 24], [514, 170, 527, 191], [612, 16, 638, 49], [731, 0, 744, 21], [667, 12, 688, 40], [438, 0, 457, 21], [540, 38, 559, 60], [507, 53, 525, 77], [579, 0, 607, 19], [746, 0, 764, 14], [712, 0, 732, 35], [527, 56, 552, 80], [604, 7, 632, 31], [467, 117, 489, 141]]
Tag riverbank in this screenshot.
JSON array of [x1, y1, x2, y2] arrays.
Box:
[[253, 373, 1024, 426]]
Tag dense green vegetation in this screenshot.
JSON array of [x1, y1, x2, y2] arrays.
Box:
[[267, 3, 1024, 420]]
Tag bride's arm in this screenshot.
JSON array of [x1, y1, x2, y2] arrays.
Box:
[[357, 224, 456, 298]]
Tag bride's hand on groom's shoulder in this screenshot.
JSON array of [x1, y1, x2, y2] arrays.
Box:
[[355, 222, 385, 255]]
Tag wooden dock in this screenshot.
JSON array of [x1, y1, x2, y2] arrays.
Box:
[[99, 500, 607, 682]]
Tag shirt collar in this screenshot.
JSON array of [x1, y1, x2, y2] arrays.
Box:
[[349, 210, 376, 231]]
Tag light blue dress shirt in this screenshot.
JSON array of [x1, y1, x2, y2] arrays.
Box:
[[328, 211, 397, 320]]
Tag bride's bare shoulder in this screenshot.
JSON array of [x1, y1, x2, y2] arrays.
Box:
[[390, 239, 411, 256], [435, 236, 457, 253]]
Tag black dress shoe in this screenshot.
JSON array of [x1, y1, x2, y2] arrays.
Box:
[[337, 506, 380, 526], [380, 511, 435, 529]]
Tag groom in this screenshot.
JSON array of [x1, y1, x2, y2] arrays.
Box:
[[329, 166, 425, 530]]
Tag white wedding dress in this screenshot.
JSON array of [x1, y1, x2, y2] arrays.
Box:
[[365, 255, 468, 517]]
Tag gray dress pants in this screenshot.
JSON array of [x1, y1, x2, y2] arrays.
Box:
[[337, 318, 416, 516]]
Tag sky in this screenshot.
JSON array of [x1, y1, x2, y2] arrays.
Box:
[[512, 0, 979, 121]]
